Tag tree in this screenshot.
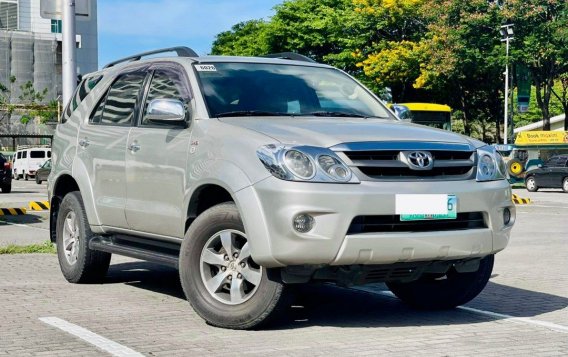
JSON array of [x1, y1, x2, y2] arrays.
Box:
[[0, 78, 58, 128], [211, 20, 272, 57], [505, 0, 568, 130], [551, 74, 568, 130], [0, 76, 16, 127]]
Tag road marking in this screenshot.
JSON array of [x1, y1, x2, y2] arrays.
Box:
[[361, 289, 568, 334], [39, 317, 143, 357]]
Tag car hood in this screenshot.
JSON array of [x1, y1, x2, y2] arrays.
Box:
[[218, 117, 483, 148]]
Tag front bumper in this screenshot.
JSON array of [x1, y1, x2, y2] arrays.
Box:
[[235, 177, 514, 268]]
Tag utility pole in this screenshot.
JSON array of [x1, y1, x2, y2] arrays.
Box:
[[62, 0, 77, 106], [500, 24, 514, 144]]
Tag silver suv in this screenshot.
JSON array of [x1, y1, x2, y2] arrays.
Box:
[[49, 47, 514, 329]]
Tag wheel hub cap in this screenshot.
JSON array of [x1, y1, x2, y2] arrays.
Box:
[[62, 211, 80, 265], [199, 229, 262, 305]]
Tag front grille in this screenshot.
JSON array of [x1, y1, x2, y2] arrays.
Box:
[[347, 212, 487, 234], [333, 142, 478, 181]]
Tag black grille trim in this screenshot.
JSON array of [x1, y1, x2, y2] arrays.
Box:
[[347, 212, 487, 234]]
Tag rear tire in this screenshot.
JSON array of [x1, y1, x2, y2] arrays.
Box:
[[507, 158, 524, 177], [14, 171, 19, 180], [56, 191, 111, 283], [387, 255, 494, 310], [525, 176, 538, 192], [562, 177, 568, 193], [179, 202, 292, 329], [36, 176, 42, 184]]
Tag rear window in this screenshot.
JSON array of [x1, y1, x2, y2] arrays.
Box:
[[30, 151, 46, 159]]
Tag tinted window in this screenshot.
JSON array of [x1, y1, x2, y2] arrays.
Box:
[[142, 69, 190, 126], [63, 75, 103, 123], [47, 151, 51, 158], [30, 151, 45, 159], [16, 152, 21, 159], [22, 151, 27, 158], [92, 72, 146, 126]]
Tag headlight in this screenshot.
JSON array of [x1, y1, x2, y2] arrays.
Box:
[[476, 146, 507, 182], [317, 155, 352, 182], [257, 144, 359, 183], [284, 150, 315, 179]]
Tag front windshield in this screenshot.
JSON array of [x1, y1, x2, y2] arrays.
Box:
[[195, 62, 392, 119]]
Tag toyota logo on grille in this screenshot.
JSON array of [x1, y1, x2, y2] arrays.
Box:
[[401, 151, 434, 170]]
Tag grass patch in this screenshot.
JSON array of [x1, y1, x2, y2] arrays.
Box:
[[0, 241, 56, 254]]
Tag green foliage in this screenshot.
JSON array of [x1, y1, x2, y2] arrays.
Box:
[[0, 78, 58, 125], [210, 0, 568, 142], [0, 241, 56, 254]]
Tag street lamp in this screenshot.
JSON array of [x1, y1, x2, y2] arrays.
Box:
[[500, 24, 514, 144]]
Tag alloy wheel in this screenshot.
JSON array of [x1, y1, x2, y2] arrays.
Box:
[[199, 229, 262, 305]]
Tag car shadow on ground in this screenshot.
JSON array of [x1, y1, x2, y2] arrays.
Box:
[[0, 213, 45, 224], [105, 261, 568, 329]]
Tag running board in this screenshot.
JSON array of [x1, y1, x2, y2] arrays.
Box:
[[89, 235, 180, 268]]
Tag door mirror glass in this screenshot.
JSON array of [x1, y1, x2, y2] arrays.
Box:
[[145, 99, 186, 124]]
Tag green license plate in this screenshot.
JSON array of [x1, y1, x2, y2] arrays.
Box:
[[400, 195, 457, 221]]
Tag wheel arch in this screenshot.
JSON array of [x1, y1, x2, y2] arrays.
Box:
[[50, 174, 80, 242], [185, 183, 235, 233]]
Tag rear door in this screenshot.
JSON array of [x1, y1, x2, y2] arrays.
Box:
[[124, 64, 192, 238], [549, 157, 567, 188], [76, 69, 148, 229]]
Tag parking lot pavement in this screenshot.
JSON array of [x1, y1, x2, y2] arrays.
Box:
[[0, 189, 567, 356], [0, 180, 50, 247]]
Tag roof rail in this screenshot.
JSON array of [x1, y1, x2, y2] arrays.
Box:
[[263, 52, 316, 63], [104, 46, 199, 69]]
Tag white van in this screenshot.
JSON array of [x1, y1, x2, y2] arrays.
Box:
[[13, 147, 51, 180]]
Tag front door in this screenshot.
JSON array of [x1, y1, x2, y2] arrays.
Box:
[[77, 70, 147, 228], [125, 65, 192, 238]]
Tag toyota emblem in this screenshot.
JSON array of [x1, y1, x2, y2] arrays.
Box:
[[401, 151, 434, 170]]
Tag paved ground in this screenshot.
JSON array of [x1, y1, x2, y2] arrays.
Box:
[[0, 179, 49, 246], [0, 183, 567, 356]]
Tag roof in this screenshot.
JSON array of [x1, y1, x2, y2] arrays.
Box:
[[514, 113, 565, 133], [397, 103, 451, 112]]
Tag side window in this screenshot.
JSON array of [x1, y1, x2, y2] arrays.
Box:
[[22, 151, 27, 159], [92, 72, 146, 126], [16, 152, 21, 159], [62, 75, 103, 123], [141, 69, 190, 126], [47, 151, 51, 158], [546, 158, 559, 167]]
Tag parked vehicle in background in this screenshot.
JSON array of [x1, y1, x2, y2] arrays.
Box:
[[49, 47, 514, 330], [35, 159, 51, 184], [0, 153, 12, 193], [525, 155, 568, 192], [389, 103, 452, 131], [12, 147, 51, 180]]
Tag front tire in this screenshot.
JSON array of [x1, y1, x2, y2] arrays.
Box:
[[387, 255, 494, 310], [526, 176, 538, 192], [179, 202, 291, 329], [562, 177, 568, 193], [56, 191, 111, 283]]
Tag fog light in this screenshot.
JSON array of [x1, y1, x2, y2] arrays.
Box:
[[503, 208, 511, 225], [293, 214, 314, 233]]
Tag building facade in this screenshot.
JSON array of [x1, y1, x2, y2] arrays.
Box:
[[0, 0, 98, 102]]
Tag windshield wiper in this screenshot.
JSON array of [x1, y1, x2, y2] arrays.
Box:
[[300, 111, 380, 118], [216, 110, 292, 118]]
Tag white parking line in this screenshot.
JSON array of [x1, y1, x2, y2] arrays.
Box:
[[39, 317, 143, 357], [362, 289, 568, 334]]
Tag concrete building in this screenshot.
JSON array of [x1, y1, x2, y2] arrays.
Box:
[[0, 0, 98, 102]]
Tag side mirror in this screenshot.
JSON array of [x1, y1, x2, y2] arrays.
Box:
[[145, 99, 187, 125], [391, 104, 413, 121], [537, 164, 542, 168]]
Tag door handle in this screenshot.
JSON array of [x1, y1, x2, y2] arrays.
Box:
[[128, 142, 140, 152], [79, 138, 89, 148]]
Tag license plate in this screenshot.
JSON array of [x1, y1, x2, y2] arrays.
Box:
[[399, 195, 457, 221]]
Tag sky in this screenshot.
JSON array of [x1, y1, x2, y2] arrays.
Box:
[[97, 0, 282, 69]]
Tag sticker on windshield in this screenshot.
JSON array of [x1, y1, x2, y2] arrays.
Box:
[[195, 65, 217, 72]]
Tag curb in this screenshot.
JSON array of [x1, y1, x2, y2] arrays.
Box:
[[512, 194, 531, 205], [28, 201, 50, 211], [0, 208, 27, 216]]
